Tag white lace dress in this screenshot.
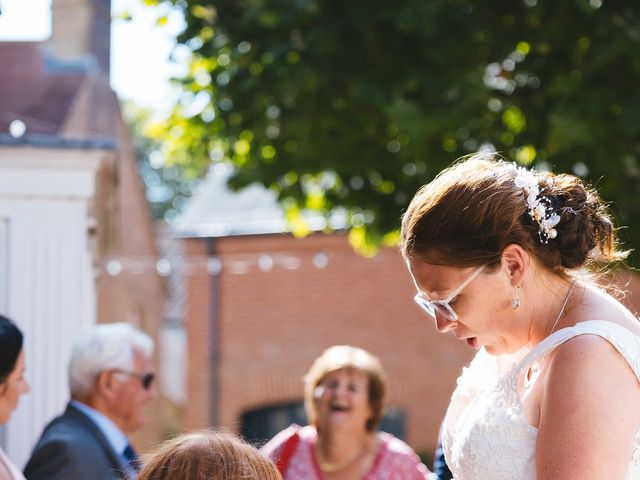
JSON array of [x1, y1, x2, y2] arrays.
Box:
[[442, 320, 640, 480]]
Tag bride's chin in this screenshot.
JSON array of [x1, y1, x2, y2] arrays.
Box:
[[483, 343, 505, 356]]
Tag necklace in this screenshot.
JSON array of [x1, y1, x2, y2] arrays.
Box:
[[526, 281, 577, 385], [547, 281, 576, 337], [315, 439, 368, 473]]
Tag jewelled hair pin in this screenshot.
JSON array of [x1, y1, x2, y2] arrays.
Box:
[[512, 165, 561, 243]]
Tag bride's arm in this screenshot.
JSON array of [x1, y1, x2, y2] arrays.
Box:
[[536, 334, 640, 479]]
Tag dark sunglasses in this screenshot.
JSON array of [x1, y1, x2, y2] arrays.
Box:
[[111, 369, 155, 390]]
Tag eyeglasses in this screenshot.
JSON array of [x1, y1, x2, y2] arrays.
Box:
[[111, 369, 155, 390], [413, 265, 485, 322]]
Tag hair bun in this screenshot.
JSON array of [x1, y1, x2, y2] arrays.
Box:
[[551, 174, 616, 269]]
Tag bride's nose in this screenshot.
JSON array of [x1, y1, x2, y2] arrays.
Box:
[[435, 314, 457, 333]]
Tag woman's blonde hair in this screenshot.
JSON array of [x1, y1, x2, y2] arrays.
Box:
[[137, 430, 282, 480], [304, 345, 387, 432]]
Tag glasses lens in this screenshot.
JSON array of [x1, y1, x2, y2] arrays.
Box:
[[432, 302, 456, 321], [142, 373, 154, 390], [414, 296, 436, 318]]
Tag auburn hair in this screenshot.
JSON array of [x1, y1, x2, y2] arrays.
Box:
[[137, 430, 282, 480], [401, 153, 626, 275]]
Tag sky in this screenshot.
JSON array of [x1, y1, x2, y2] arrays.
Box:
[[0, 0, 184, 111]]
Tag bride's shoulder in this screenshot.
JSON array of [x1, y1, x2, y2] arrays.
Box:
[[545, 331, 640, 401], [536, 329, 640, 479]]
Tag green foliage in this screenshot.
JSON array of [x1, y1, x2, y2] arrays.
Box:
[[124, 102, 199, 222], [149, 0, 640, 264]]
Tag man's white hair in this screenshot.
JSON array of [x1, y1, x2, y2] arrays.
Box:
[[69, 322, 153, 398]]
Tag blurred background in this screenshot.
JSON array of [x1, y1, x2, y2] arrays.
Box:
[[0, 0, 638, 469]]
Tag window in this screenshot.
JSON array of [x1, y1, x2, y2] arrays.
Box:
[[241, 402, 307, 445], [379, 406, 407, 441]]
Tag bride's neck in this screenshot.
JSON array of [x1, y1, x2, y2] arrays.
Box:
[[525, 274, 577, 347]]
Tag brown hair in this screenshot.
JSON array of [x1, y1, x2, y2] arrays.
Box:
[[401, 153, 627, 275], [137, 430, 282, 480], [303, 345, 387, 432]]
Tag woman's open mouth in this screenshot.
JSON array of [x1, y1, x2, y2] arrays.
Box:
[[330, 404, 350, 413]]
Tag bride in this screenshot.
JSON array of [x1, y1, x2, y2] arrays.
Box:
[[400, 154, 640, 479]]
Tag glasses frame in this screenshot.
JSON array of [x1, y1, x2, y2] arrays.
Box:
[[111, 369, 155, 390], [413, 265, 485, 322]]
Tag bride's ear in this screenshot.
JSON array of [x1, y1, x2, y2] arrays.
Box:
[[501, 244, 528, 286]]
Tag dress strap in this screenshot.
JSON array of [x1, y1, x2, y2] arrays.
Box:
[[276, 427, 300, 476], [510, 320, 640, 382]]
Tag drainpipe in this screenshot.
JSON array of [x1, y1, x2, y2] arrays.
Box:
[[206, 237, 220, 426]]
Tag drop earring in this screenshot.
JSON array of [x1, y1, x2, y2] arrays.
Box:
[[511, 285, 520, 309]]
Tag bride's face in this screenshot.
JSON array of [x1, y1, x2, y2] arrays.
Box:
[[407, 258, 527, 355]]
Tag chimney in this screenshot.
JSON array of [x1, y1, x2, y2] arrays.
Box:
[[46, 0, 111, 75]]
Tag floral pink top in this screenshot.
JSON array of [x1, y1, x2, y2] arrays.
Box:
[[261, 425, 432, 480]]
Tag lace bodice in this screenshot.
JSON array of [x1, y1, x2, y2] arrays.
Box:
[[443, 320, 640, 480]]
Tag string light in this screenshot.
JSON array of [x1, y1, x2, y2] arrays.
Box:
[[101, 251, 337, 277], [207, 258, 222, 275], [156, 258, 172, 276], [9, 119, 26, 138], [106, 259, 123, 276], [258, 255, 274, 272], [312, 253, 329, 269]]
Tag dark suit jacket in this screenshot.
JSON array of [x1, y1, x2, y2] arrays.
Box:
[[23, 402, 131, 480], [433, 439, 454, 480], [433, 420, 454, 480]]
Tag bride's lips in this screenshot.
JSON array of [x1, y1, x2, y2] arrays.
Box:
[[466, 337, 479, 348], [453, 331, 480, 349]]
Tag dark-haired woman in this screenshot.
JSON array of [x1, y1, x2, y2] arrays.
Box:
[[0, 315, 30, 480], [401, 153, 640, 480]]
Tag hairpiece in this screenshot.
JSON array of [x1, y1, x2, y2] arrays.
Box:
[[512, 165, 560, 243]]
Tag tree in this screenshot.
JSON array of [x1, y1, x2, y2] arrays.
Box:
[[124, 102, 199, 222], [147, 0, 640, 263]]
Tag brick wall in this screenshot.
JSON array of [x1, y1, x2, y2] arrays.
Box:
[[184, 232, 475, 457]]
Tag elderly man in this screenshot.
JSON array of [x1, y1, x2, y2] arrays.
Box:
[[24, 323, 155, 480]]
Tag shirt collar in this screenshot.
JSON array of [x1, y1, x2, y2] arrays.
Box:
[[70, 399, 129, 456]]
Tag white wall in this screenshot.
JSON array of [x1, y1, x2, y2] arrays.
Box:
[[160, 326, 186, 407], [0, 145, 110, 468]]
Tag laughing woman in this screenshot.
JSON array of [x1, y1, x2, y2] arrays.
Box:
[[261, 345, 432, 480]]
